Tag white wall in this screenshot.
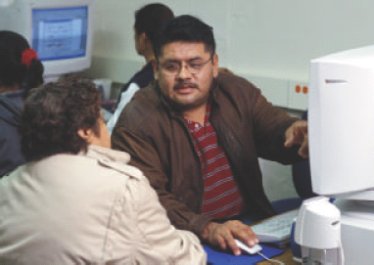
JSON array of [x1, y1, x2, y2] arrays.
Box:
[[88, 0, 374, 201], [89, 0, 374, 111]]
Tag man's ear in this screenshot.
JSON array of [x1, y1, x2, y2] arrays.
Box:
[[138, 32, 147, 50], [77, 128, 93, 143], [152, 60, 159, 80], [212, 53, 219, 78]]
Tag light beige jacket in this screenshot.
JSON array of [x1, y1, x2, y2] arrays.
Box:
[[0, 145, 206, 265]]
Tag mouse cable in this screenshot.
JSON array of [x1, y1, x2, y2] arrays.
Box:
[[257, 251, 285, 265]]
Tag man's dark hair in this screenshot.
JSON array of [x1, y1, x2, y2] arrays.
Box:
[[134, 3, 174, 47], [153, 15, 216, 59], [21, 79, 101, 161], [0, 30, 44, 90]]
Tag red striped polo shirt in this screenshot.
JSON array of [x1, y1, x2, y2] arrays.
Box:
[[185, 105, 245, 219]]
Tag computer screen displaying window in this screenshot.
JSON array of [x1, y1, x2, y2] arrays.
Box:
[[32, 6, 88, 61]]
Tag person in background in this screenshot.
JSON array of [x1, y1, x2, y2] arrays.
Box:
[[0, 79, 206, 265], [112, 15, 308, 255], [0, 30, 44, 177], [107, 3, 174, 132]]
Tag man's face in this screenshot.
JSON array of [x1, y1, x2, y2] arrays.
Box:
[[154, 41, 219, 111], [96, 117, 111, 148]]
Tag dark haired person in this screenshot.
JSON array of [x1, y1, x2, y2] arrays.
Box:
[[0, 30, 44, 177], [112, 15, 308, 255], [0, 79, 206, 264], [107, 3, 174, 132]]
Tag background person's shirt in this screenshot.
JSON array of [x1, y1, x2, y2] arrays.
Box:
[[107, 62, 154, 133], [0, 91, 25, 177]]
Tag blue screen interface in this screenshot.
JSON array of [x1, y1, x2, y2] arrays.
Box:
[[32, 6, 88, 61]]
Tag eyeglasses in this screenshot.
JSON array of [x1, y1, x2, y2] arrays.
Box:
[[159, 56, 213, 76]]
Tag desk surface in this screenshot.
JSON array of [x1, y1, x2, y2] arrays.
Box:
[[257, 248, 297, 265], [204, 243, 298, 265]]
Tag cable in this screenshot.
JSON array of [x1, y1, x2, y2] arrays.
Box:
[[257, 251, 285, 265]]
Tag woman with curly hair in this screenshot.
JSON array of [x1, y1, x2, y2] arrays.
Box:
[[0, 79, 206, 264]]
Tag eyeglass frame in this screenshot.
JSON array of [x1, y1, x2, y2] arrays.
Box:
[[157, 54, 214, 76]]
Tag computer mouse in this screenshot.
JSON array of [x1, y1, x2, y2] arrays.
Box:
[[234, 239, 263, 255]]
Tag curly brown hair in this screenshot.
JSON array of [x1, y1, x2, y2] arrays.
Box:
[[21, 79, 101, 161]]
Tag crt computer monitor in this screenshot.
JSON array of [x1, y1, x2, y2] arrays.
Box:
[[309, 45, 374, 199], [0, 0, 95, 80]]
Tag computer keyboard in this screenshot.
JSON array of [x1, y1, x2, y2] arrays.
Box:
[[251, 209, 299, 243]]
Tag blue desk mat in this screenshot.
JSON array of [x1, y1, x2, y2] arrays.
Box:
[[204, 243, 284, 265], [203, 200, 300, 264]]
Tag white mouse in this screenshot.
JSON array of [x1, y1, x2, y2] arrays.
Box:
[[234, 239, 263, 255]]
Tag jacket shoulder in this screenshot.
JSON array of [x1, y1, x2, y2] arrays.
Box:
[[215, 72, 263, 110], [0, 96, 21, 125], [114, 84, 165, 132]]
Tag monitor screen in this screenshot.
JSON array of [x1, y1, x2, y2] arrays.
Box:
[[0, 0, 94, 79], [32, 6, 88, 61]]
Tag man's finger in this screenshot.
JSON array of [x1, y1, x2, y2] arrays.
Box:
[[226, 236, 241, 256], [298, 137, 309, 158], [217, 235, 227, 250]]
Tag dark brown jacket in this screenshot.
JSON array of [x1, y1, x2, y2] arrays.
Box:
[[112, 72, 301, 236]]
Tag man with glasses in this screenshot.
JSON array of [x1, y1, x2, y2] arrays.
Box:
[[112, 15, 308, 255]]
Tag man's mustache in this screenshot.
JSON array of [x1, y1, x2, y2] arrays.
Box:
[[174, 81, 199, 90]]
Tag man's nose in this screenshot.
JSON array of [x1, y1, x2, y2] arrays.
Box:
[[177, 63, 192, 79]]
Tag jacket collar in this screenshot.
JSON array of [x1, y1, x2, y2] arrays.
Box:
[[84, 145, 131, 164]]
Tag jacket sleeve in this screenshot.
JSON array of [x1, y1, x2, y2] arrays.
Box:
[[129, 173, 207, 264], [112, 126, 213, 236], [217, 72, 302, 164], [252, 90, 301, 164]]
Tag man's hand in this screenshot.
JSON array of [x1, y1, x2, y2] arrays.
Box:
[[202, 220, 258, 256], [284, 120, 308, 158]]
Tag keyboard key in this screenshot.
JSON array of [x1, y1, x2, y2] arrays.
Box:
[[251, 209, 298, 243]]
